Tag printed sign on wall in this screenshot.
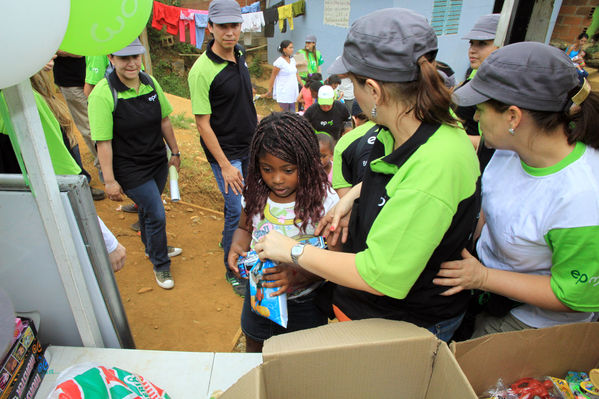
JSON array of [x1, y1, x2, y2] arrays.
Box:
[[324, 0, 351, 28]]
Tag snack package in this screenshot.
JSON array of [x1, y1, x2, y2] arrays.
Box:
[[482, 377, 570, 399], [247, 253, 288, 328], [49, 363, 171, 399]]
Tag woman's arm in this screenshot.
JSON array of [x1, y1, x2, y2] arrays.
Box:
[[96, 140, 124, 201], [161, 116, 181, 172], [254, 230, 382, 295], [315, 182, 362, 245], [264, 66, 280, 97], [434, 248, 572, 312]]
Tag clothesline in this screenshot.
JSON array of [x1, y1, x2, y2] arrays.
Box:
[[151, 0, 306, 49]]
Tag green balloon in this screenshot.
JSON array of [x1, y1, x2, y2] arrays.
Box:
[[59, 0, 152, 56]]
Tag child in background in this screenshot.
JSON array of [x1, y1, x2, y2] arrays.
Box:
[[297, 73, 322, 112], [227, 112, 339, 352], [325, 74, 343, 102], [317, 133, 335, 183]]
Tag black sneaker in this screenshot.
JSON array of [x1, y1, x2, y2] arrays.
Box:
[[226, 270, 246, 297], [122, 203, 138, 213], [130, 221, 140, 232], [90, 187, 106, 201]]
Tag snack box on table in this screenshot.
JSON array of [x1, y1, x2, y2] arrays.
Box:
[[451, 321, 599, 396], [221, 319, 478, 399]]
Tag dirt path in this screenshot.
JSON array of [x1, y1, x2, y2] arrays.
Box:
[[85, 93, 253, 353]]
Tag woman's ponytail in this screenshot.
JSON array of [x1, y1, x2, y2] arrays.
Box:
[[568, 91, 599, 149], [413, 56, 456, 126]]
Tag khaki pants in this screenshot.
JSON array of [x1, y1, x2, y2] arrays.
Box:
[[472, 311, 533, 338], [59, 85, 99, 169]]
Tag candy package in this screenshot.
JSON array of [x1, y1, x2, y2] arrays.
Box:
[[246, 253, 288, 328], [482, 377, 572, 399]]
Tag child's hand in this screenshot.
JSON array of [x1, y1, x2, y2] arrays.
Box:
[[227, 244, 248, 277], [261, 263, 293, 296]]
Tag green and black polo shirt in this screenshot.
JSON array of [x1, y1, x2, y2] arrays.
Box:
[[188, 40, 257, 164], [332, 120, 378, 190], [335, 123, 481, 327]]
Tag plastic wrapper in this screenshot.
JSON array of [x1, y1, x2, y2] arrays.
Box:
[[482, 377, 571, 399], [168, 165, 180, 202], [48, 363, 171, 399], [247, 253, 288, 328]]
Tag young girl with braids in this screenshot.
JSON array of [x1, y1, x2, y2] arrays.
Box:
[[227, 112, 339, 352]]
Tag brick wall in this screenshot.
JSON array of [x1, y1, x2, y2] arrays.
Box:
[[551, 0, 596, 42]]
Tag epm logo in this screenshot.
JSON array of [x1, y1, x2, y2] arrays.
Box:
[[570, 270, 599, 286]]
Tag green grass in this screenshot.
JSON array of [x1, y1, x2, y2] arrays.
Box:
[[170, 112, 194, 130]]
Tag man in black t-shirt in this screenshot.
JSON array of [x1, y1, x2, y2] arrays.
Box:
[[303, 85, 350, 140], [54, 51, 101, 178]]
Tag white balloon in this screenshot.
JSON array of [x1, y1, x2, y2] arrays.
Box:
[[0, 0, 70, 89]]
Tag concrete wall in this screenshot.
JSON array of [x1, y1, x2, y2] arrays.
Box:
[[267, 0, 494, 83], [550, 0, 596, 42]]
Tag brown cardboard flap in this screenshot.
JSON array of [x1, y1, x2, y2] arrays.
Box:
[[220, 366, 267, 399], [428, 344, 477, 399], [453, 322, 599, 395], [259, 319, 447, 399]]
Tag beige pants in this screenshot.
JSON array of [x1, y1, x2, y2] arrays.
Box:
[[472, 311, 534, 338], [59, 85, 99, 168]]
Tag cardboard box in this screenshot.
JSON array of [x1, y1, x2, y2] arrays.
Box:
[[452, 322, 599, 396], [222, 319, 477, 399]]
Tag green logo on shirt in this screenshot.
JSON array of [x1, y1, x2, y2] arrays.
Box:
[[571, 269, 599, 286]]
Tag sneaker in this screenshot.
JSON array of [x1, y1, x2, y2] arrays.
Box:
[[154, 270, 174, 289], [130, 221, 140, 232], [226, 270, 246, 297], [122, 203, 138, 213], [90, 187, 106, 201], [145, 246, 182, 258], [167, 246, 182, 258]]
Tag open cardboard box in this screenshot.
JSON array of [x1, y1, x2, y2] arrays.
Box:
[[452, 321, 599, 396], [221, 319, 477, 398]]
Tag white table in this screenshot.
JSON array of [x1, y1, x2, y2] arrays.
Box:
[[36, 346, 262, 398]]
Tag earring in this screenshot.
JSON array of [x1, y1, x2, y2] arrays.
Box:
[[371, 104, 377, 119], [508, 127, 515, 136]]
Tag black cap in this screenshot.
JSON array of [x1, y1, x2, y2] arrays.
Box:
[[327, 8, 437, 82], [453, 42, 579, 112]]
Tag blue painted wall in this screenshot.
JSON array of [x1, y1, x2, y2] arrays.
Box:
[[267, 0, 494, 83]]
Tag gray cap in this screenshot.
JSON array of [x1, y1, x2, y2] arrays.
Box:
[[327, 8, 438, 82], [113, 38, 146, 56], [305, 34, 317, 43], [453, 42, 579, 112], [462, 14, 500, 41], [209, 0, 242, 24]]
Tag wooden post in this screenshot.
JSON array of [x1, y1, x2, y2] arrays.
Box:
[[495, 0, 518, 47], [140, 28, 153, 75]]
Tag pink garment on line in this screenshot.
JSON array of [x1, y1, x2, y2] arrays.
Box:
[[179, 8, 208, 45]]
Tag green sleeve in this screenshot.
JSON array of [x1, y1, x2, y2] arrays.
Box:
[[355, 189, 456, 299], [188, 56, 215, 115], [317, 50, 324, 66], [150, 76, 173, 118], [332, 141, 350, 189], [546, 226, 599, 312], [32, 92, 81, 175], [88, 81, 114, 141], [85, 56, 109, 85]]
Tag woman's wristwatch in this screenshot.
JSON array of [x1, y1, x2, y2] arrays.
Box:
[[290, 243, 305, 264], [171, 152, 181, 157]]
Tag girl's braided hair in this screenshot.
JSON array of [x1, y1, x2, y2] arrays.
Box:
[[244, 112, 330, 232]]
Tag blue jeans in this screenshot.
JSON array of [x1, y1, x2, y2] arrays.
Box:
[[426, 312, 465, 342], [210, 157, 249, 271], [124, 164, 170, 272]]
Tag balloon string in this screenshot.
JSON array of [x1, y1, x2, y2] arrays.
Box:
[[0, 91, 33, 191]]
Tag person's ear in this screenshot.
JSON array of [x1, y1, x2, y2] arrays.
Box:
[[507, 105, 523, 130], [364, 78, 382, 105]]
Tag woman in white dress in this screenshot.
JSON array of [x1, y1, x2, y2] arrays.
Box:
[[265, 40, 302, 113]]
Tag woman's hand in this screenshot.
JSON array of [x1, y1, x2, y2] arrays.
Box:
[[433, 248, 489, 295], [314, 192, 355, 246], [105, 181, 124, 201], [108, 243, 126, 272], [168, 154, 181, 172], [261, 263, 296, 296], [227, 243, 248, 277], [221, 162, 244, 195], [254, 230, 296, 264]]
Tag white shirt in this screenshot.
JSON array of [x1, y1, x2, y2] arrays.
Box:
[[273, 56, 299, 104]]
